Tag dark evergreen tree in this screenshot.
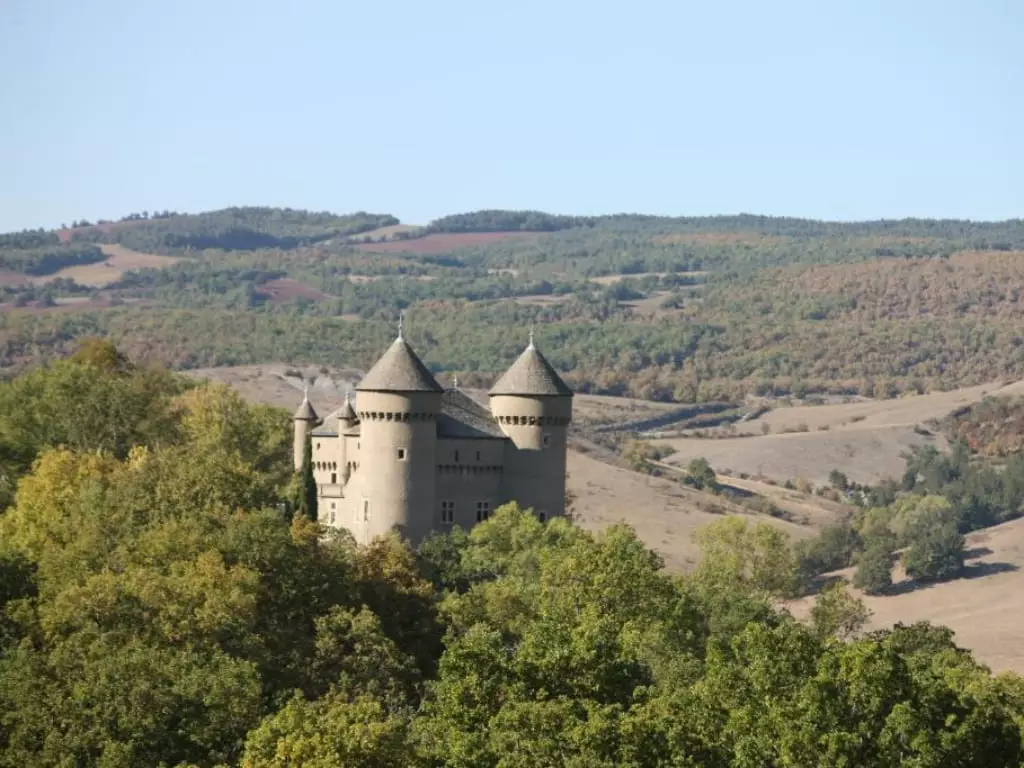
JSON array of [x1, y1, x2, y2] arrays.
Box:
[[296, 435, 318, 523]]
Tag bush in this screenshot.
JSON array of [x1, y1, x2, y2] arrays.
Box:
[[903, 522, 965, 582], [686, 457, 718, 491], [854, 544, 893, 595]]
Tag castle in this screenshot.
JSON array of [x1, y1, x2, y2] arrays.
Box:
[[293, 328, 573, 543]]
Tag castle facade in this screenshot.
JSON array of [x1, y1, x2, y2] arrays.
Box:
[[293, 331, 573, 543]]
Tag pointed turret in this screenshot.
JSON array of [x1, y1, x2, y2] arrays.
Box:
[[489, 332, 573, 397], [356, 337, 443, 394], [489, 332, 573, 521], [293, 384, 318, 471], [293, 386, 319, 421], [347, 315, 442, 544]]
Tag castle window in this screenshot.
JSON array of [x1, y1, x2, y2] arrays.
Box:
[[476, 500, 491, 523], [454, 450, 460, 462], [397, 448, 406, 460], [331, 472, 337, 484], [441, 500, 455, 524], [363, 499, 370, 522], [537, 510, 547, 523], [476, 450, 481, 461], [543, 433, 551, 449], [316, 442, 321, 450]]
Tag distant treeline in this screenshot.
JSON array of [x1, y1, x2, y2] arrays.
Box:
[[0, 244, 105, 276], [69, 207, 399, 254]]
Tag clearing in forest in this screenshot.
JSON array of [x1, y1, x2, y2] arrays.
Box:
[[31, 244, 182, 288]]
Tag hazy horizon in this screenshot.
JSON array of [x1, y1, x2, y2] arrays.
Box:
[[3, 0, 1021, 231]]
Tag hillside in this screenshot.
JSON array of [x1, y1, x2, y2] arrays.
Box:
[[786, 517, 1024, 674], [6, 207, 1024, 407], [653, 379, 1024, 485]]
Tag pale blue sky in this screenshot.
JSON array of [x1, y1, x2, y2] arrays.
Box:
[[2, 0, 1021, 231]]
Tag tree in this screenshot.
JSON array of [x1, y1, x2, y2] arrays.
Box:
[[810, 581, 871, 640], [686, 456, 717, 491], [296, 434, 317, 523], [903, 521, 966, 582], [853, 543, 893, 595], [693, 517, 799, 597], [828, 468, 849, 491]]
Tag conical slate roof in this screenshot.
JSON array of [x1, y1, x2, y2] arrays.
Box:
[[337, 393, 356, 421], [294, 395, 318, 421], [489, 341, 573, 397], [356, 337, 443, 393]]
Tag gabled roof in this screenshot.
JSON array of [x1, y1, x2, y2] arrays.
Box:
[[489, 342, 573, 397], [356, 337, 443, 394]]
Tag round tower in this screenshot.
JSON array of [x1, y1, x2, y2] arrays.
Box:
[[352, 327, 442, 543], [293, 386, 319, 471], [489, 332, 573, 520], [336, 391, 357, 483]]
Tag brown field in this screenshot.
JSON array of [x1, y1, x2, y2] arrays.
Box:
[[31, 244, 182, 288], [354, 232, 540, 254], [256, 278, 334, 303], [786, 517, 1024, 674], [345, 224, 424, 242], [653, 379, 1024, 486], [0, 269, 31, 287]]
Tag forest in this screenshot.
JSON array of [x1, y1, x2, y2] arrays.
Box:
[[1, 340, 1023, 767], [3, 207, 1024, 403]]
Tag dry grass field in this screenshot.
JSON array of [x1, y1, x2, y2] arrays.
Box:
[[32, 244, 181, 288], [654, 379, 1024, 486], [786, 517, 1024, 674]]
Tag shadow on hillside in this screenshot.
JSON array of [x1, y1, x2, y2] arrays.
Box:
[[883, 560, 1019, 597], [964, 546, 994, 560]]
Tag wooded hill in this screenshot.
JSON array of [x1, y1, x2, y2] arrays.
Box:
[[3, 207, 1024, 402]]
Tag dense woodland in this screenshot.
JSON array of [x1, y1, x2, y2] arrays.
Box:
[[3, 207, 1024, 401], [1, 341, 1023, 766]]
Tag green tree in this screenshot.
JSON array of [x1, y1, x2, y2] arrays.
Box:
[[809, 581, 871, 640], [296, 434, 317, 523], [853, 543, 893, 595], [686, 457, 717, 491], [903, 521, 966, 582]]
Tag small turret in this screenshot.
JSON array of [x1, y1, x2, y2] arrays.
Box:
[[293, 384, 319, 471]]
